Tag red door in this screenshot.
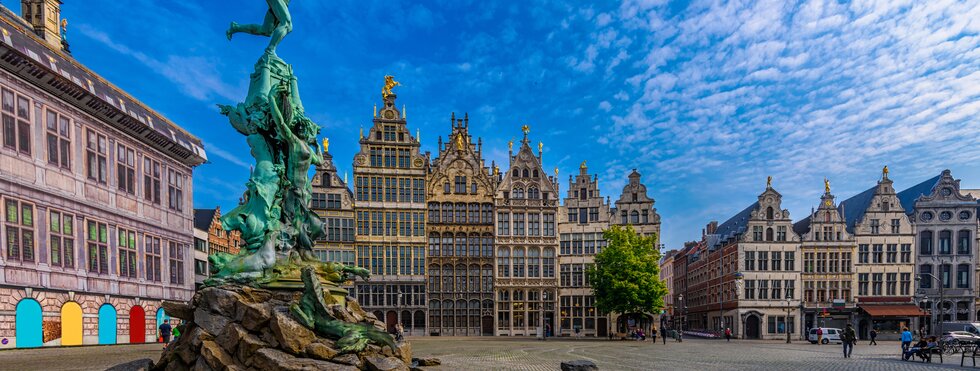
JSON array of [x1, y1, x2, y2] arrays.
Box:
[[129, 305, 146, 343]]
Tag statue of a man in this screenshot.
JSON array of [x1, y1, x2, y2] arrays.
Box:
[[227, 0, 293, 55]]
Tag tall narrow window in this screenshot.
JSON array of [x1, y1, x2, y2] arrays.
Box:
[[920, 231, 934, 255], [86, 220, 109, 274], [2, 88, 31, 154], [939, 231, 952, 254], [117, 144, 136, 194], [169, 241, 185, 285], [543, 213, 555, 236], [45, 108, 71, 169], [145, 235, 162, 282], [49, 210, 74, 268], [143, 155, 160, 205], [86, 129, 108, 183], [957, 230, 971, 255], [4, 198, 34, 262], [118, 228, 137, 278], [168, 169, 185, 211]]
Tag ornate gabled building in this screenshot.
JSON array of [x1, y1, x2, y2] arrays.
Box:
[[908, 170, 977, 327], [611, 170, 661, 238], [351, 88, 428, 336], [192, 207, 241, 256], [425, 113, 496, 336], [493, 126, 559, 336], [836, 168, 921, 340], [310, 140, 355, 267], [792, 180, 856, 331], [556, 161, 612, 337]]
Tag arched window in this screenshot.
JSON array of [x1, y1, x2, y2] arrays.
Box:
[[482, 265, 493, 293], [621, 211, 627, 224], [456, 233, 467, 256], [482, 233, 494, 257], [528, 247, 541, 278], [456, 264, 466, 293], [533, 169, 539, 178], [443, 182, 450, 194], [469, 203, 480, 224], [401, 311, 412, 329], [455, 203, 467, 223], [429, 264, 441, 292], [442, 203, 453, 223], [429, 233, 440, 257], [442, 300, 453, 328], [512, 187, 525, 199], [456, 299, 467, 329], [957, 263, 970, 289], [523, 168, 529, 177], [767, 207, 774, 220], [920, 264, 933, 288], [414, 311, 425, 330], [442, 233, 454, 256], [513, 247, 526, 278], [443, 266, 454, 292], [766, 228, 774, 242], [469, 265, 480, 293], [630, 211, 639, 224], [469, 233, 480, 257], [528, 187, 540, 200], [497, 247, 510, 277], [428, 203, 440, 224], [513, 169, 519, 177]]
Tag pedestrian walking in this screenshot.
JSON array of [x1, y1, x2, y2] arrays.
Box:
[[901, 327, 913, 353], [651, 326, 658, 344], [842, 324, 856, 358], [816, 328, 823, 345], [918, 326, 926, 340], [869, 328, 877, 346], [725, 328, 732, 342], [171, 321, 181, 343], [158, 319, 172, 344], [662, 328, 667, 344]]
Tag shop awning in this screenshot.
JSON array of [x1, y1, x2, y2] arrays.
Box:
[[859, 304, 927, 317]]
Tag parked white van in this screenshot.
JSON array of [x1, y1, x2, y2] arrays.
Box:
[[808, 328, 843, 344]]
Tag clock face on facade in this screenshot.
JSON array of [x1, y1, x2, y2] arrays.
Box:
[[961, 211, 973, 221], [384, 110, 395, 119], [921, 211, 934, 221], [939, 211, 952, 221], [941, 187, 953, 197], [413, 158, 424, 167]]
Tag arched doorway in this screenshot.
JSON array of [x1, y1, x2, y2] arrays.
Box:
[[129, 305, 146, 343], [745, 315, 761, 339], [155, 308, 169, 342], [15, 298, 42, 348], [60, 302, 83, 346], [98, 304, 117, 344]]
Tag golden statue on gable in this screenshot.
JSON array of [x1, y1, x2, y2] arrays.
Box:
[[382, 75, 400, 100], [824, 178, 831, 193], [455, 133, 465, 151], [521, 124, 530, 135], [322, 137, 329, 153]]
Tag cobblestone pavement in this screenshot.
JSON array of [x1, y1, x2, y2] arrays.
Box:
[[0, 338, 969, 370], [409, 337, 967, 371]]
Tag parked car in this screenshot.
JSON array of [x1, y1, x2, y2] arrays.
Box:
[[942, 331, 980, 343], [808, 327, 843, 344]]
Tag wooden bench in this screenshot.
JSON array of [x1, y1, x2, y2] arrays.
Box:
[[962, 342, 980, 367]]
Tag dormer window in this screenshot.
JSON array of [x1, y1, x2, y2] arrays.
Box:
[[533, 169, 539, 178], [882, 202, 890, 211], [523, 168, 529, 177], [513, 169, 519, 177], [767, 207, 774, 220]]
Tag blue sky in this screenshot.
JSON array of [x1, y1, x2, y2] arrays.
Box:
[[47, 0, 979, 250]]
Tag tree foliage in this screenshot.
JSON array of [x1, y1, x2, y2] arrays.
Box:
[[587, 225, 667, 316]]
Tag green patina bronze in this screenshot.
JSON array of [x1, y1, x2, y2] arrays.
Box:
[[291, 267, 397, 353], [206, 0, 348, 287]]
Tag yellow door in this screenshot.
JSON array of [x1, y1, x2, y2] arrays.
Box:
[[61, 302, 83, 346]]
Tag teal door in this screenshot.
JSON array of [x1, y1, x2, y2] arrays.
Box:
[[98, 304, 117, 344], [155, 308, 169, 342], [15, 299, 42, 348]]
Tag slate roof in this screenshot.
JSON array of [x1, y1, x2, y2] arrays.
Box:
[[792, 174, 942, 235], [0, 7, 206, 166], [194, 209, 217, 231], [709, 201, 759, 249]]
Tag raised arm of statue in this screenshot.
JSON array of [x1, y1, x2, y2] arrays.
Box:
[[226, 0, 293, 54]]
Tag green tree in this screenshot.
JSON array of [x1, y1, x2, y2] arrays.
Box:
[[587, 225, 667, 317]]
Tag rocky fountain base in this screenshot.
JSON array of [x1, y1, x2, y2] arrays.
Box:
[[152, 268, 412, 371]]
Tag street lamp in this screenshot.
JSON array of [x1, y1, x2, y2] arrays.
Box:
[[784, 299, 792, 344], [677, 294, 685, 334], [916, 274, 944, 334]]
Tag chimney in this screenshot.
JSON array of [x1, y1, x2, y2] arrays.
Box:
[[21, 0, 63, 50]]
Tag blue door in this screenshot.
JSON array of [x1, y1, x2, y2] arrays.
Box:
[[155, 308, 169, 342], [98, 304, 117, 344], [15, 299, 42, 348]]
